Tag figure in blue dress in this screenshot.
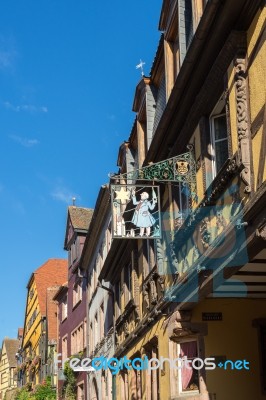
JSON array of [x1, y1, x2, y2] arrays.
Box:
[[131, 190, 157, 236]]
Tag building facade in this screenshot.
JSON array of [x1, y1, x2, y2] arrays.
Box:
[[54, 206, 93, 400], [0, 338, 20, 400], [97, 0, 266, 399], [80, 186, 114, 400], [20, 259, 67, 390]]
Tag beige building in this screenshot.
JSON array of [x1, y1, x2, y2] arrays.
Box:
[[0, 338, 20, 399]]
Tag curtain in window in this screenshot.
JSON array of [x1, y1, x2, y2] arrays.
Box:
[[180, 341, 197, 390]]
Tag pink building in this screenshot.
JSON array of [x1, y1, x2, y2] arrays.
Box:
[[54, 206, 93, 400]]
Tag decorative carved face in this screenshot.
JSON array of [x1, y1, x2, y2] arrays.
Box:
[[176, 161, 189, 175]]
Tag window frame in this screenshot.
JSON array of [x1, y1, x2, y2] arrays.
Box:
[[73, 280, 82, 308], [62, 294, 68, 321], [209, 95, 229, 179], [177, 339, 200, 395]]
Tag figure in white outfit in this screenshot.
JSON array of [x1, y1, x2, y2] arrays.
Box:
[[131, 190, 157, 236]]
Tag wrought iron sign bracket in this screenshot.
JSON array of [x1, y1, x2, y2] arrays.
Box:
[[109, 146, 196, 187]]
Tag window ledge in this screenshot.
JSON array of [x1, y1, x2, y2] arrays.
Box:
[[72, 300, 82, 310], [171, 392, 201, 400]]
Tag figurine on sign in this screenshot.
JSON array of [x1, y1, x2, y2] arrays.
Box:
[[131, 189, 157, 236]]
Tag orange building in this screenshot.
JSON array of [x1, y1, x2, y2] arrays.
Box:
[[20, 259, 67, 390]]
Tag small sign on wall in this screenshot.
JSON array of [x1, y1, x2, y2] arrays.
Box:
[[111, 184, 161, 239], [202, 312, 223, 321]]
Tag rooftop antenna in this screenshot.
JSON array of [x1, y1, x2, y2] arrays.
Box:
[[72, 197, 76, 206], [136, 59, 145, 77]]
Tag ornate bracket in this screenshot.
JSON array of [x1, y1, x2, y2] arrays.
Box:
[[234, 54, 251, 193]]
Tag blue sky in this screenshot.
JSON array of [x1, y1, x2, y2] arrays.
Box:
[[0, 0, 162, 340]]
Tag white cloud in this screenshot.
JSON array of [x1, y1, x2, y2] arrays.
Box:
[[51, 187, 80, 204], [9, 134, 40, 148], [3, 101, 48, 113]]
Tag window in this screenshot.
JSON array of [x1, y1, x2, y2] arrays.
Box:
[[32, 308, 37, 322], [70, 236, 80, 266], [1, 372, 7, 385], [106, 224, 112, 252], [89, 322, 93, 354], [93, 263, 97, 292], [73, 281, 82, 307], [62, 336, 68, 362], [71, 324, 84, 355], [62, 295, 68, 320], [145, 343, 159, 400], [169, 339, 200, 397], [210, 95, 229, 177], [175, 340, 199, 394], [100, 303, 105, 340], [143, 240, 156, 278], [115, 280, 121, 319], [84, 319, 87, 350], [94, 314, 98, 347], [124, 263, 132, 305], [88, 276, 92, 304], [172, 184, 189, 229]]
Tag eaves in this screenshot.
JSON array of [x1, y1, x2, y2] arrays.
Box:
[[145, 0, 263, 164]]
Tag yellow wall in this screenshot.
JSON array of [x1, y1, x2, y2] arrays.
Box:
[[247, 7, 266, 189], [120, 318, 164, 400], [191, 298, 266, 400], [22, 280, 42, 385]]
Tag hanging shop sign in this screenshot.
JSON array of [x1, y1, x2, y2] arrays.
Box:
[[109, 150, 197, 213], [111, 185, 161, 239]]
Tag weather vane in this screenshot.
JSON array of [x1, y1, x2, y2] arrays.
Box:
[[136, 59, 145, 76]]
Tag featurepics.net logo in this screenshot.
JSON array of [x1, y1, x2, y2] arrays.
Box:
[[55, 354, 250, 375]]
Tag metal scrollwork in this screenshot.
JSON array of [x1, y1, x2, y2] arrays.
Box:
[[113, 150, 197, 212]]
